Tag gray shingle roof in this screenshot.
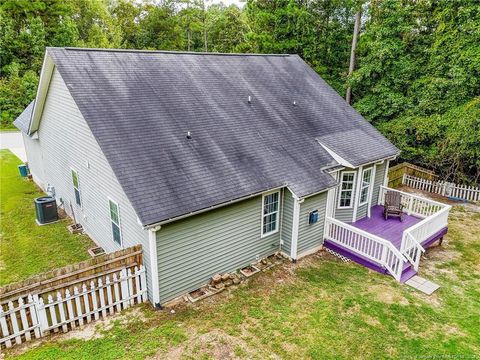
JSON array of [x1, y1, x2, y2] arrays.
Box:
[[13, 101, 34, 133], [47, 48, 398, 225]]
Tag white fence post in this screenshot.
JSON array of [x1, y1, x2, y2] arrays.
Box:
[[120, 269, 130, 309], [74, 287, 84, 327], [0, 305, 12, 348]]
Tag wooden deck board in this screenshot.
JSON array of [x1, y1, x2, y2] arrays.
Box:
[[350, 205, 422, 250]]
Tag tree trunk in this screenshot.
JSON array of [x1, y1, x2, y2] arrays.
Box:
[[346, 9, 362, 104]]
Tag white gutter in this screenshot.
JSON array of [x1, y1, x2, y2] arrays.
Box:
[[143, 185, 286, 230]]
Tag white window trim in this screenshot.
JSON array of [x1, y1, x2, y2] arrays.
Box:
[[261, 190, 280, 238], [337, 171, 356, 209], [71, 167, 82, 209], [359, 167, 373, 206], [108, 198, 123, 247]]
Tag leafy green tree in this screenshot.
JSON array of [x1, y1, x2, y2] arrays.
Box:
[[206, 4, 249, 53], [0, 63, 38, 129], [136, 2, 184, 50]]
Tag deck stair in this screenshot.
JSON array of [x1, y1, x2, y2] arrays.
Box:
[[323, 187, 451, 282]]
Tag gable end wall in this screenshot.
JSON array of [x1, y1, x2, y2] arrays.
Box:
[[22, 68, 153, 301]]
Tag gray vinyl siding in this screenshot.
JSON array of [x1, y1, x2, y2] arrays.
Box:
[[22, 133, 45, 189], [297, 191, 327, 256], [156, 195, 281, 303], [372, 162, 386, 205], [280, 188, 294, 255], [356, 203, 368, 220], [334, 168, 357, 223], [25, 69, 154, 301]]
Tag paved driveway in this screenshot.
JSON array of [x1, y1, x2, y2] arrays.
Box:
[[0, 131, 27, 162]]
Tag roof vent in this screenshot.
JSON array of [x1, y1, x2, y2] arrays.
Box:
[[186, 131, 192, 139], [248, 96, 252, 104], [293, 100, 297, 106]]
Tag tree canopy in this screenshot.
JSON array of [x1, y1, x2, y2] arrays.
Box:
[[1, 0, 478, 183]]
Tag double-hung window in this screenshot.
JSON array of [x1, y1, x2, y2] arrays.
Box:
[[71, 169, 81, 206], [262, 191, 280, 236], [338, 172, 355, 208], [109, 200, 122, 246], [359, 168, 373, 205]]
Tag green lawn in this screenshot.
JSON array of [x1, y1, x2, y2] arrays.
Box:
[[0, 150, 94, 286], [5, 203, 479, 359]]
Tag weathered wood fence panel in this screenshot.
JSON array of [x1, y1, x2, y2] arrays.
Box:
[[403, 174, 480, 202], [388, 162, 438, 189], [0, 266, 147, 349], [0, 245, 142, 304]]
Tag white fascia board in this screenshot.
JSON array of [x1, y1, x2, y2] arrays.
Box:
[[28, 52, 55, 134], [317, 141, 355, 169]]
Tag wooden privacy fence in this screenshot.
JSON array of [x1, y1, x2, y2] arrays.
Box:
[[0, 266, 147, 349], [388, 162, 438, 188], [0, 245, 142, 303], [403, 174, 480, 202]]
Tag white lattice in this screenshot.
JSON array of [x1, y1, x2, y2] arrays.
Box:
[[325, 248, 351, 263]]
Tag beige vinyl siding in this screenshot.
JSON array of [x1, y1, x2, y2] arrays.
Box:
[[25, 69, 154, 301], [280, 188, 294, 255], [297, 191, 327, 256], [156, 195, 281, 303]]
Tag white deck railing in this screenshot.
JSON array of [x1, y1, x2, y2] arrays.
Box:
[[379, 186, 451, 270], [324, 217, 407, 281]]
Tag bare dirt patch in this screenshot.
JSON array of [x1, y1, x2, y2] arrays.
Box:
[[150, 329, 260, 360], [367, 284, 409, 305]]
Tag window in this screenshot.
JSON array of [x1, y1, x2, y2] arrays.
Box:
[[338, 172, 355, 208], [71, 169, 81, 206], [359, 168, 373, 205], [262, 191, 280, 236], [109, 200, 122, 246]]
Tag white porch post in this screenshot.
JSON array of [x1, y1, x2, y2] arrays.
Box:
[[367, 164, 377, 218], [148, 227, 161, 308], [326, 172, 339, 218], [290, 196, 303, 261], [352, 165, 363, 222]]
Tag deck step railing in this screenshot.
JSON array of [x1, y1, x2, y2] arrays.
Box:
[[379, 186, 451, 270], [324, 217, 407, 281]]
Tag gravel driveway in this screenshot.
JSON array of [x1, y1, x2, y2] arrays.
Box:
[[0, 131, 27, 162]]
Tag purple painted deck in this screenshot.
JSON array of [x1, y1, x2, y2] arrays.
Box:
[[350, 205, 421, 250], [324, 205, 448, 282]]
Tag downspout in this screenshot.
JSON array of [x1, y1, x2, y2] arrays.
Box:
[[290, 195, 304, 261], [148, 226, 161, 309]]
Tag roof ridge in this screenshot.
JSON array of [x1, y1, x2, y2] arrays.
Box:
[[51, 47, 293, 57]]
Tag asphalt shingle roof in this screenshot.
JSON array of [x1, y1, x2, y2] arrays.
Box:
[[13, 101, 34, 133], [46, 48, 398, 225]]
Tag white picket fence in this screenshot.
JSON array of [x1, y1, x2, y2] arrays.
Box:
[[403, 174, 480, 202], [0, 266, 147, 349]]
